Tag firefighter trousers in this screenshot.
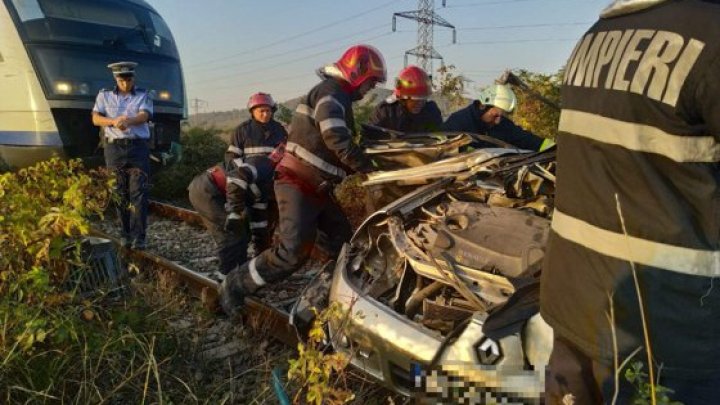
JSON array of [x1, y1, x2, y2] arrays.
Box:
[[249, 179, 352, 285], [188, 173, 249, 275]]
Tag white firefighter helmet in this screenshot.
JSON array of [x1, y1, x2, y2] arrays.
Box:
[[479, 84, 517, 113]]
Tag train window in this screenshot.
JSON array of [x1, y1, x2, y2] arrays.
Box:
[[9, 0, 44, 21], [149, 12, 172, 41], [39, 0, 137, 29]]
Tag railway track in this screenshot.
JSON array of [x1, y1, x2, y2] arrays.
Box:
[[91, 200, 402, 402], [91, 200, 300, 346]]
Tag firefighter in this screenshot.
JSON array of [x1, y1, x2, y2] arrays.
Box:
[[364, 65, 442, 135], [219, 44, 386, 315], [542, 1, 720, 403], [188, 154, 277, 280], [442, 84, 553, 150], [226, 92, 287, 253]]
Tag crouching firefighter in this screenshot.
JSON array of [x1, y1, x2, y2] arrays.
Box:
[[219, 44, 387, 316], [188, 152, 281, 280]]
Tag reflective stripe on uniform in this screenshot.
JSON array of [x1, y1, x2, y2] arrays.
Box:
[[250, 183, 261, 197], [227, 177, 248, 189], [319, 118, 347, 133], [244, 146, 275, 155], [539, 138, 555, 151], [252, 202, 268, 210], [296, 103, 314, 117], [239, 163, 258, 181], [248, 257, 266, 287], [315, 95, 345, 116], [552, 208, 720, 277], [560, 109, 720, 163], [228, 145, 243, 155], [286, 141, 347, 178], [250, 221, 268, 229]]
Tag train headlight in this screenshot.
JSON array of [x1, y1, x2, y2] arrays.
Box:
[[55, 81, 72, 94], [158, 91, 171, 100]]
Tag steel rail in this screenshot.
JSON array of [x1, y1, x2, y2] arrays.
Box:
[[90, 226, 298, 346]]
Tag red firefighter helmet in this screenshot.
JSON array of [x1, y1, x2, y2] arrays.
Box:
[[334, 44, 387, 89], [394, 65, 431, 99], [247, 92, 276, 112]]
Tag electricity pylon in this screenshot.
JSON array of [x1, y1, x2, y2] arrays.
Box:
[[393, 0, 456, 75]]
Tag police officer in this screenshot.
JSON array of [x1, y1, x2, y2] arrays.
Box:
[[442, 84, 553, 150], [188, 155, 276, 280], [226, 92, 287, 253], [542, 1, 720, 403], [219, 44, 387, 315], [92, 61, 152, 249], [365, 65, 442, 135]]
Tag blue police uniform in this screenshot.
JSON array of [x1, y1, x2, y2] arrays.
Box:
[[92, 61, 153, 249]]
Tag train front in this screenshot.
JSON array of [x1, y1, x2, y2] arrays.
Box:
[[0, 0, 185, 168]]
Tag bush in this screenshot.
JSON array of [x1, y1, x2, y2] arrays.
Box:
[[0, 158, 211, 403], [150, 127, 227, 200], [512, 69, 562, 139]]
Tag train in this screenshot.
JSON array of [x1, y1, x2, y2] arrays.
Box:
[[0, 0, 186, 169]]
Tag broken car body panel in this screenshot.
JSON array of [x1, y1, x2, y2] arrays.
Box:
[[327, 143, 556, 401]]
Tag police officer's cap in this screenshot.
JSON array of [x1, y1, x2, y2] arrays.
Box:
[[107, 61, 138, 77]]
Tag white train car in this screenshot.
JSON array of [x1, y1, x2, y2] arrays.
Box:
[[0, 0, 185, 168]]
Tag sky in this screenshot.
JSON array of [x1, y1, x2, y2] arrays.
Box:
[[145, 0, 609, 113]]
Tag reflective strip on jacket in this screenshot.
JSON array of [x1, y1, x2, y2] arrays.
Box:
[[540, 0, 720, 378], [286, 77, 372, 183]]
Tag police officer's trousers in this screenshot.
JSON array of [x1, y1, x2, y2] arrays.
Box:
[[188, 173, 249, 275], [104, 140, 150, 246]]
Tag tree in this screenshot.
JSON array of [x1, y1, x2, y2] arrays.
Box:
[[150, 127, 227, 199], [434, 64, 467, 110], [275, 103, 293, 125], [509, 69, 562, 139]]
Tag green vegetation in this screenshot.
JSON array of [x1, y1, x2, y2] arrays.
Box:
[[512, 69, 562, 139], [434, 64, 467, 110], [151, 127, 227, 200], [625, 362, 682, 405], [275, 103, 294, 125], [287, 302, 354, 405], [0, 158, 288, 403]]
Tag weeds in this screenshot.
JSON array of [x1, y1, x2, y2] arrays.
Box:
[[287, 302, 355, 405], [613, 193, 682, 405]]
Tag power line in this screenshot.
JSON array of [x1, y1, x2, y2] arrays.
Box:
[[186, 22, 390, 75], [189, 98, 208, 115], [458, 21, 593, 31], [443, 0, 541, 8], [205, 54, 406, 106], [455, 37, 577, 45], [187, 31, 395, 88], [184, 0, 403, 70]]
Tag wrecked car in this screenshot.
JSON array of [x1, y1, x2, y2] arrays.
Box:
[[327, 141, 557, 403]]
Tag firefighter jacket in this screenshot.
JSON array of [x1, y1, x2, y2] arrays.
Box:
[[367, 99, 443, 134], [225, 118, 287, 167], [540, 0, 720, 379], [442, 100, 543, 150], [223, 156, 274, 217], [281, 77, 372, 185]]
